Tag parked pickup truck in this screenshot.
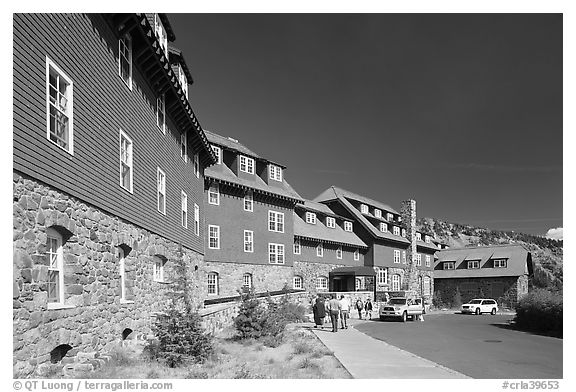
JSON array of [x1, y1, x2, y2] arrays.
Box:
[[379, 297, 424, 322]]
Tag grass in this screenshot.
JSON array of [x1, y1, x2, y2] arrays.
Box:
[[76, 324, 350, 379]]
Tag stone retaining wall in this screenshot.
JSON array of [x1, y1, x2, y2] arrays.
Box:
[[434, 276, 526, 308]]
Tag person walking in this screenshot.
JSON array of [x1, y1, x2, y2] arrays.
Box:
[[364, 298, 373, 320], [355, 297, 364, 319], [324, 297, 331, 325], [327, 295, 342, 332], [312, 296, 326, 328], [339, 295, 351, 329]]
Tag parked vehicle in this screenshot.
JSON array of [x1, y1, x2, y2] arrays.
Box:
[[379, 297, 424, 322], [461, 299, 499, 315]]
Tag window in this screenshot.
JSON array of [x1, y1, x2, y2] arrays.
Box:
[[119, 130, 133, 193], [293, 276, 303, 290], [425, 235, 431, 244], [293, 239, 301, 255], [467, 260, 480, 269], [156, 94, 165, 134], [354, 249, 360, 261], [393, 226, 400, 236], [326, 216, 336, 228], [46, 57, 73, 154], [360, 204, 369, 214], [425, 255, 431, 267], [268, 243, 285, 264], [208, 183, 219, 205], [118, 34, 132, 89], [239, 155, 255, 174], [244, 191, 253, 212], [211, 145, 222, 164], [394, 250, 401, 263], [154, 13, 168, 57], [377, 269, 387, 285], [207, 272, 218, 295], [193, 153, 200, 178], [46, 228, 64, 305], [416, 233, 422, 241], [178, 64, 188, 99], [443, 262, 455, 270], [316, 276, 328, 290], [402, 251, 407, 264], [375, 209, 382, 218], [336, 246, 342, 259], [401, 228, 406, 238], [243, 273, 252, 288], [157, 168, 166, 215], [355, 278, 361, 291], [268, 211, 284, 232], [306, 212, 317, 224], [416, 253, 422, 266], [380, 222, 388, 232], [493, 259, 507, 268], [391, 274, 401, 291], [208, 225, 220, 249], [344, 221, 353, 232], [244, 230, 253, 253], [387, 213, 394, 221], [180, 132, 187, 162], [118, 248, 126, 301], [194, 204, 200, 236], [316, 243, 323, 257], [153, 256, 164, 282], [423, 276, 431, 296], [181, 191, 188, 228], [269, 164, 282, 181]]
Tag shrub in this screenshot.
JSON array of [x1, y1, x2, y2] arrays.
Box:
[[234, 291, 265, 339], [452, 287, 462, 308], [515, 289, 563, 337]]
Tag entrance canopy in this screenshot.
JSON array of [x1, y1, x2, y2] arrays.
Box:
[[329, 266, 375, 277]]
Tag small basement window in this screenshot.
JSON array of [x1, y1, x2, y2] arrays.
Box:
[[50, 344, 72, 364]]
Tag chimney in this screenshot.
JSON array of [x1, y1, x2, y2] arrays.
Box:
[[401, 199, 419, 293]]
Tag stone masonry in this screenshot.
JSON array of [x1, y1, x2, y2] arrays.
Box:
[[434, 276, 526, 308], [13, 173, 205, 378], [400, 199, 419, 293]]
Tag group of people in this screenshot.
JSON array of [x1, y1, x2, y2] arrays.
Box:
[[312, 295, 374, 333]]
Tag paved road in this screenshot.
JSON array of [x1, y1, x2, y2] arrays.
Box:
[[355, 312, 562, 379]]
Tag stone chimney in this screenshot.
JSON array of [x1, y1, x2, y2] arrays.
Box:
[[401, 199, 419, 293]]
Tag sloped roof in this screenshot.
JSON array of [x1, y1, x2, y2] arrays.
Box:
[[330, 266, 376, 276], [168, 46, 193, 84], [204, 130, 263, 160], [298, 200, 344, 220], [435, 244, 532, 278], [294, 212, 367, 248], [315, 186, 400, 215]]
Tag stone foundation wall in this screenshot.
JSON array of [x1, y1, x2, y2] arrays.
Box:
[[434, 276, 524, 308], [293, 261, 347, 294], [13, 173, 205, 378]]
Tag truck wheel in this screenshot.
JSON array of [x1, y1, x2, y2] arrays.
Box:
[[491, 308, 497, 315], [402, 311, 407, 322], [475, 307, 481, 315]]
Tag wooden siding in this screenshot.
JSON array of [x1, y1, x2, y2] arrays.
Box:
[[13, 13, 205, 253]]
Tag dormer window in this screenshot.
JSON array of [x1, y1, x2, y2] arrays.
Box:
[[269, 164, 282, 181], [467, 260, 480, 269], [393, 226, 400, 236], [379, 223, 388, 232], [360, 204, 369, 214], [416, 233, 422, 241], [178, 64, 188, 99], [306, 212, 317, 224], [425, 235, 431, 243], [387, 213, 394, 221], [211, 145, 222, 164], [239, 155, 255, 174], [154, 14, 168, 57], [374, 209, 382, 218], [326, 217, 336, 228], [443, 262, 455, 270], [401, 228, 406, 237], [493, 259, 507, 268], [344, 221, 353, 232]]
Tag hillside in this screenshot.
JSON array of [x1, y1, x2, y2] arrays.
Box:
[[417, 217, 563, 290]]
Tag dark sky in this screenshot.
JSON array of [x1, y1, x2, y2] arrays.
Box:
[[168, 13, 563, 237]]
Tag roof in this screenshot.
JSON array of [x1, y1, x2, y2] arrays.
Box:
[[294, 212, 367, 248], [329, 266, 376, 276], [168, 46, 193, 84], [435, 244, 532, 278], [315, 186, 399, 215], [204, 130, 263, 161], [297, 200, 348, 220]]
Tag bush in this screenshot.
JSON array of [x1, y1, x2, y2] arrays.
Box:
[[452, 287, 462, 308], [234, 291, 265, 339], [515, 289, 562, 336]]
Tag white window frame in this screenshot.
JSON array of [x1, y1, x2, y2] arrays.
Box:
[[391, 274, 401, 291], [194, 203, 200, 236], [181, 191, 188, 228], [46, 57, 74, 155], [360, 204, 369, 214], [157, 167, 166, 215], [156, 94, 165, 134], [118, 248, 127, 301], [344, 221, 353, 232], [243, 273, 252, 288], [416, 253, 422, 266], [380, 222, 388, 232], [425, 235, 431, 243], [387, 213, 394, 221], [326, 216, 336, 228], [239, 155, 255, 174], [269, 164, 283, 182], [268, 243, 285, 264], [375, 209, 382, 218], [354, 249, 360, 261], [402, 228, 406, 238], [268, 211, 285, 233], [178, 64, 188, 99], [416, 233, 422, 241], [293, 276, 303, 290], [244, 191, 253, 212], [154, 13, 168, 57], [493, 259, 507, 268], [193, 153, 200, 178], [119, 129, 133, 193], [393, 249, 401, 264], [336, 246, 342, 259], [393, 226, 400, 236], [208, 225, 220, 249], [443, 262, 455, 270], [467, 260, 480, 269], [244, 230, 254, 253], [293, 239, 301, 255], [211, 145, 222, 164], [316, 243, 323, 257], [180, 131, 187, 162], [402, 251, 407, 264], [425, 255, 431, 267], [153, 257, 164, 282], [306, 212, 317, 224], [118, 33, 132, 89], [46, 228, 65, 306], [208, 183, 220, 205], [377, 269, 387, 285], [207, 272, 218, 295], [316, 276, 328, 290]]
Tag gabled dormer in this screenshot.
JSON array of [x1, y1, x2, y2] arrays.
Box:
[[169, 47, 193, 100]]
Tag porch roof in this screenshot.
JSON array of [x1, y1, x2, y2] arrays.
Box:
[[329, 266, 376, 276]]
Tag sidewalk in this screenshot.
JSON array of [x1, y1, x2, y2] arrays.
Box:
[[310, 318, 469, 379]]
